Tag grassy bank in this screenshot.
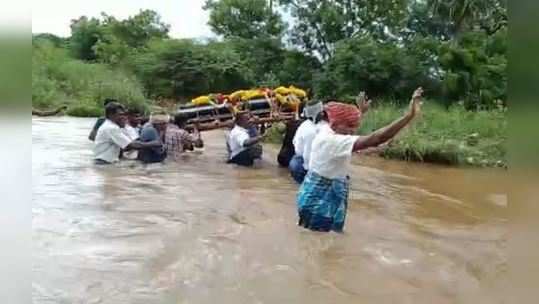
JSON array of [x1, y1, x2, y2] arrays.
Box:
[[32, 41, 150, 117], [265, 103, 506, 167], [358, 103, 506, 167]]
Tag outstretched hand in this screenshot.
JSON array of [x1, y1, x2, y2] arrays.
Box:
[[409, 87, 424, 117], [355, 91, 372, 114]]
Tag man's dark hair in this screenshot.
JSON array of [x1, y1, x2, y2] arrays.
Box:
[[103, 98, 118, 107], [297, 101, 306, 119], [105, 102, 126, 118], [127, 107, 142, 116], [315, 110, 327, 124], [174, 113, 189, 127]]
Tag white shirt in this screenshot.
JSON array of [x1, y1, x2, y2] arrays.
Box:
[[94, 119, 133, 163], [121, 125, 140, 160], [309, 124, 359, 179], [123, 125, 140, 140], [293, 120, 317, 170], [227, 125, 251, 159]]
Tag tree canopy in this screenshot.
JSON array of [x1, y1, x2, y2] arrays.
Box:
[[33, 2, 507, 110]]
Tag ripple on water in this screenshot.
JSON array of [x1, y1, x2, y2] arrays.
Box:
[[32, 117, 506, 304]]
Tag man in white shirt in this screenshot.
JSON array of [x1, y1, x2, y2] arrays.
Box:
[[289, 101, 324, 183], [93, 103, 162, 164], [227, 111, 264, 167], [122, 108, 142, 160]]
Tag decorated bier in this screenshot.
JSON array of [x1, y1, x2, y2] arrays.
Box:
[[178, 86, 307, 131]]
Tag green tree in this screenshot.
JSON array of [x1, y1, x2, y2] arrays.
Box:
[[428, 0, 507, 38], [129, 39, 253, 100], [69, 10, 170, 64], [314, 35, 439, 101], [204, 0, 286, 39], [439, 29, 507, 109], [279, 0, 408, 60], [69, 16, 103, 61], [95, 10, 170, 64]]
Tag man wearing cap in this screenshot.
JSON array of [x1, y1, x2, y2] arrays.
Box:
[[93, 103, 163, 165], [137, 113, 169, 164], [289, 101, 326, 184]]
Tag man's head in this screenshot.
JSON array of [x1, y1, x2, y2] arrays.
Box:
[[150, 112, 170, 133], [303, 100, 324, 121], [127, 108, 142, 127], [105, 102, 127, 127], [324, 102, 361, 135], [173, 113, 189, 128], [103, 98, 118, 107], [234, 111, 253, 129]]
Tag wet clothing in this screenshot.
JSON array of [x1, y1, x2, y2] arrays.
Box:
[[288, 155, 307, 184], [309, 124, 358, 179], [293, 120, 317, 171], [297, 171, 350, 232], [122, 125, 140, 160], [123, 125, 140, 140], [228, 125, 251, 159], [137, 123, 166, 164], [296, 123, 359, 232], [93, 119, 133, 164], [227, 145, 263, 167], [277, 120, 302, 167], [227, 125, 263, 167], [289, 120, 328, 184], [165, 124, 199, 160]]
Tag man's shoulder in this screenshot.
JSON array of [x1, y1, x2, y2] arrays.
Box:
[[298, 120, 317, 134], [99, 119, 119, 131], [231, 125, 245, 134], [141, 124, 157, 132]]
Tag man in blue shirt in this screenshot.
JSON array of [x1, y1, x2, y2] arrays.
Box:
[[138, 113, 169, 163]]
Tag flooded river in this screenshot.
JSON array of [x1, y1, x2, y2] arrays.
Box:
[[32, 117, 506, 304]]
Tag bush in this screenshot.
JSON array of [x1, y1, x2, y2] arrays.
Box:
[[33, 39, 149, 116]]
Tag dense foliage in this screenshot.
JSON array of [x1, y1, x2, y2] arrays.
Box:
[[31, 1, 507, 166], [33, 1, 507, 110]]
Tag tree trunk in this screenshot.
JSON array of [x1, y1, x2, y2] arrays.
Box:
[[32, 106, 68, 117]]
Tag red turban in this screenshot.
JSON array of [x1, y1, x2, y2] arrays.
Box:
[[324, 102, 361, 127]]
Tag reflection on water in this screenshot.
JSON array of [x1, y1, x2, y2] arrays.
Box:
[[32, 117, 506, 303]]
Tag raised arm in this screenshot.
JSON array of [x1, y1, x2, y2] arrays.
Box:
[[353, 87, 423, 152], [355, 91, 372, 115]]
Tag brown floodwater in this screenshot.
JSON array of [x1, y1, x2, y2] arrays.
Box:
[[32, 117, 506, 304]]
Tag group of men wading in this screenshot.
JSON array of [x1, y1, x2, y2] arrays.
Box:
[[90, 87, 424, 232]]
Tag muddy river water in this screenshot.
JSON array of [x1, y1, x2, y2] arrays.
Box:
[[32, 117, 506, 304]]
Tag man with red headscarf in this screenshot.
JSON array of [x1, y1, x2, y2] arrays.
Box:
[[296, 87, 424, 233]]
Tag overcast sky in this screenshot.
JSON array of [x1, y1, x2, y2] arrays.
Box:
[[32, 0, 215, 39]]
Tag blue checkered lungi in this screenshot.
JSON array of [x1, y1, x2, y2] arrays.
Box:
[[296, 171, 350, 232]]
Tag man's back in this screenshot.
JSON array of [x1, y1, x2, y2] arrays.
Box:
[[293, 119, 318, 169], [138, 124, 166, 163]]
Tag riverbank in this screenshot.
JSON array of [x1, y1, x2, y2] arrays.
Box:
[[34, 100, 507, 168], [32, 40, 150, 117], [266, 103, 506, 168]]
